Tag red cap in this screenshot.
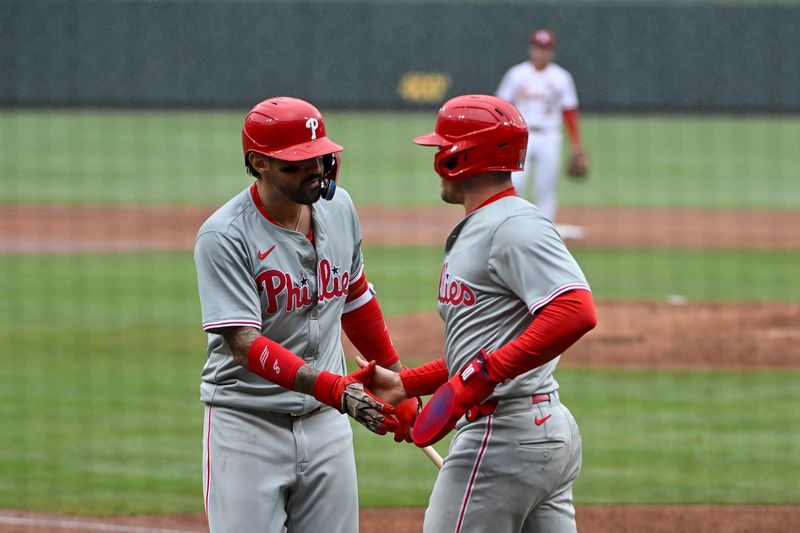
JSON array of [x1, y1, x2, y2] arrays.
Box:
[[242, 97, 342, 162], [529, 29, 555, 48]]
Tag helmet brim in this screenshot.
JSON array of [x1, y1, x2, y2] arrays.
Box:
[[413, 132, 448, 147], [264, 137, 344, 161]]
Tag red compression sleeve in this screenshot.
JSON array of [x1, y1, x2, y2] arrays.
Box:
[[341, 295, 400, 368], [399, 357, 450, 397], [246, 336, 306, 390], [484, 289, 597, 382], [563, 108, 581, 147]]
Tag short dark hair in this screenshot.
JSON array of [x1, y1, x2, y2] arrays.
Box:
[[245, 152, 267, 180]]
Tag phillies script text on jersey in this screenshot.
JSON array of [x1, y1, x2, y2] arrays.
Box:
[[438, 263, 476, 306], [256, 258, 349, 313]]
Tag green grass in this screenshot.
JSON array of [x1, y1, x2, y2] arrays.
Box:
[[2, 110, 799, 209], [562, 369, 800, 504], [0, 252, 205, 513], [0, 250, 798, 513], [355, 368, 800, 506]]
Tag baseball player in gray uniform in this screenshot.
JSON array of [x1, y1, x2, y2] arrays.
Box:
[[361, 95, 597, 532], [194, 97, 420, 533]]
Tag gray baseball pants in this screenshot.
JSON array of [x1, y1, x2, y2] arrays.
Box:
[[203, 404, 358, 532], [424, 393, 582, 533]]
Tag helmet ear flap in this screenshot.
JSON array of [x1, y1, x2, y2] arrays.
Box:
[[320, 152, 340, 201]]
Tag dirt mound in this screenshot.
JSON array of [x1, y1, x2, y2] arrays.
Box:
[[3, 505, 799, 532], [2, 205, 799, 254], [361, 505, 800, 533]]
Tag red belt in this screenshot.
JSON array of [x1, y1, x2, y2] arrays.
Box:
[[465, 393, 552, 422]]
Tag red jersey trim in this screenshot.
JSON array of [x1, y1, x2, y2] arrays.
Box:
[[345, 279, 370, 302], [203, 319, 262, 332], [456, 416, 492, 533], [250, 183, 280, 225], [349, 267, 365, 287], [469, 187, 517, 214], [204, 406, 213, 521], [529, 283, 591, 314]]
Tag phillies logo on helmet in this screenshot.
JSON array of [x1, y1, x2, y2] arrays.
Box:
[[438, 263, 476, 307], [255, 258, 349, 314], [305, 118, 319, 140]]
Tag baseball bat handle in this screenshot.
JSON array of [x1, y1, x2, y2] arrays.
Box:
[[422, 445, 444, 469]]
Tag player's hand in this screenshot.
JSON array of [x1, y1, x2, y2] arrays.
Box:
[[355, 355, 407, 405], [355, 355, 421, 443], [314, 361, 399, 436], [412, 350, 498, 448], [566, 148, 589, 180]]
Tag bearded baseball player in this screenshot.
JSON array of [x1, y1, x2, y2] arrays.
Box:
[[496, 29, 589, 233], [360, 95, 597, 532], [193, 97, 420, 532]]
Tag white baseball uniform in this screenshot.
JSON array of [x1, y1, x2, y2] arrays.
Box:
[[194, 183, 369, 532], [496, 62, 579, 221]]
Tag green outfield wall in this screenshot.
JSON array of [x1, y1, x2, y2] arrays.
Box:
[[2, 0, 798, 111]]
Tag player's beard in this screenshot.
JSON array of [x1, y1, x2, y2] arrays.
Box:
[[440, 179, 464, 205], [273, 175, 322, 205], [292, 177, 322, 205]]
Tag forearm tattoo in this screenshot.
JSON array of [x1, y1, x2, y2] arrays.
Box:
[[220, 327, 262, 367], [292, 364, 319, 396]]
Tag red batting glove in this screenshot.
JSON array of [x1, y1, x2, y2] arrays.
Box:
[[412, 350, 498, 447], [393, 396, 423, 443]]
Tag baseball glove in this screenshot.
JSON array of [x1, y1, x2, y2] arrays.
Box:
[[566, 148, 589, 180]]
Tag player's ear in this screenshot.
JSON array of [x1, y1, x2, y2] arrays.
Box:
[[248, 152, 270, 180]]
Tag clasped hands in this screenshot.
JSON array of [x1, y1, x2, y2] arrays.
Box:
[[324, 359, 420, 442], [355, 351, 498, 447]]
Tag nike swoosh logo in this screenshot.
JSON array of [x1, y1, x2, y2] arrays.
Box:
[[534, 415, 551, 426], [258, 245, 275, 260]]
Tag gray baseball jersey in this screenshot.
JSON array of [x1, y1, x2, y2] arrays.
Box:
[[426, 190, 589, 533], [437, 191, 590, 397], [194, 183, 365, 414]]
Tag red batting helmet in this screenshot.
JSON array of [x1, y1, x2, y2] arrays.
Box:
[[413, 94, 528, 182], [242, 97, 342, 162]]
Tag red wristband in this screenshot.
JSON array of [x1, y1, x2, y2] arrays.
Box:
[[246, 336, 306, 390], [312, 370, 341, 409], [399, 357, 450, 397]]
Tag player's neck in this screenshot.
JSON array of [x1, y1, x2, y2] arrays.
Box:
[[255, 179, 304, 229], [462, 179, 515, 215]]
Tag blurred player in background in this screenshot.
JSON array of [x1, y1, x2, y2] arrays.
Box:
[[496, 29, 589, 239]]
